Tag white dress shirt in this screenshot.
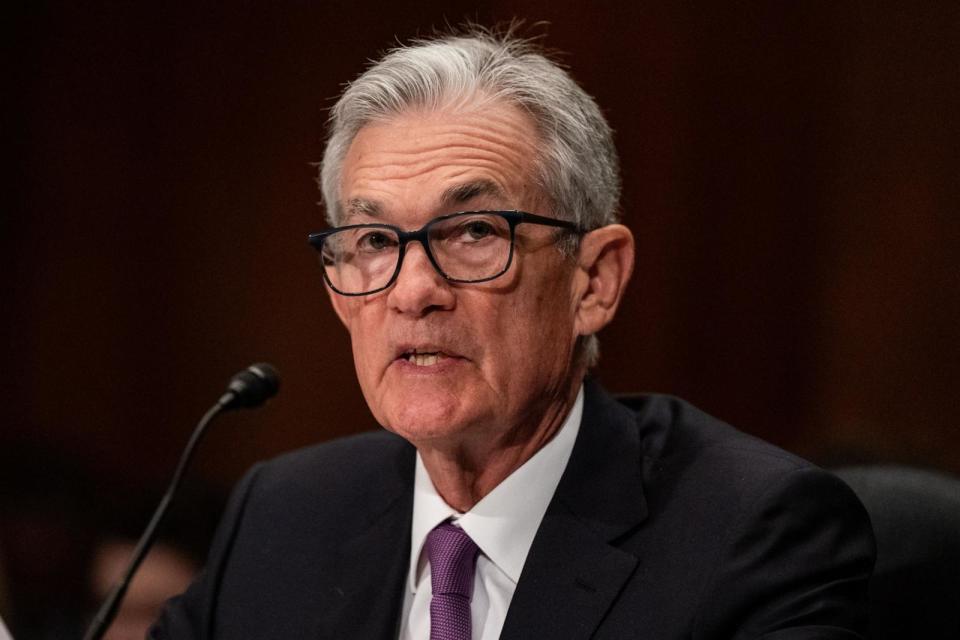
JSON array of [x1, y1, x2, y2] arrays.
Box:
[[399, 385, 584, 640]]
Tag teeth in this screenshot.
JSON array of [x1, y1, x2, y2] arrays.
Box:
[[407, 352, 445, 366]]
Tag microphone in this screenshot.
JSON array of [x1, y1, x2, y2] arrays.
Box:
[[82, 363, 280, 640], [220, 362, 281, 410]]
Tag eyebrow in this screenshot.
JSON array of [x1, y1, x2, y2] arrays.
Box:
[[344, 197, 383, 220], [440, 180, 505, 208]]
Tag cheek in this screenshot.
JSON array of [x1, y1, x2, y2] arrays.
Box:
[[344, 306, 385, 381], [499, 280, 577, 369]]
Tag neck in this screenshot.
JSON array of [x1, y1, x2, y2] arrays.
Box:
[[417, 380, 581, 512]]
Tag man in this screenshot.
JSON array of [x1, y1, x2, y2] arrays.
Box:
[[152, 28, 874, 639]]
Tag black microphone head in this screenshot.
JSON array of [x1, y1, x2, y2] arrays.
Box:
[[222, 362, 280, 410]]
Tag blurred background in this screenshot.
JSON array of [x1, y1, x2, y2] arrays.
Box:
[[4, 2, 958, 636]]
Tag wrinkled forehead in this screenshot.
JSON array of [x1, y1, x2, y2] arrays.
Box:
[[337, 102, 549, 223], [342, 179, 509, 222]]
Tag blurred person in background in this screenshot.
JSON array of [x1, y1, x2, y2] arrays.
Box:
[[88, 539, 198, 640]]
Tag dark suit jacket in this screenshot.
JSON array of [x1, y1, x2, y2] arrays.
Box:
[[151, 379, 874, 639]]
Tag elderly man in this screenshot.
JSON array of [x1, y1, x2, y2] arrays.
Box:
[[152, 29, 874, 639]]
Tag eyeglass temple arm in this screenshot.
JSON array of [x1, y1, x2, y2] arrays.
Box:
[[515, 211, 585, 232]]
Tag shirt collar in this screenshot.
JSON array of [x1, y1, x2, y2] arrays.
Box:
[[407, 384, 584, 592]]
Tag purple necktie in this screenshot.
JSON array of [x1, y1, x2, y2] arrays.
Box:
[[425, 522, 480, 640]]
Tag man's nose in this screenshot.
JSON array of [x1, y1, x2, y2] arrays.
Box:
[[386, 241, 455, 316]]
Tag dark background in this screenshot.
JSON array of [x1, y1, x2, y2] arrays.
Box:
[[4, 1, 958, 630]]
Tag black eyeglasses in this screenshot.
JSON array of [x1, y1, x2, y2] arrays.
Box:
[[307, 210, 583, 296]]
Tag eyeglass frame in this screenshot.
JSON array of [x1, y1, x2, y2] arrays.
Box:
[[307, 210, 585, 297]]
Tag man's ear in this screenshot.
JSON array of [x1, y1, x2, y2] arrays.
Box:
[[572, 224, 635, 338]]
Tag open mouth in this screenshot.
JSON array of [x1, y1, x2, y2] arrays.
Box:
[[402, 350, 450, 367]]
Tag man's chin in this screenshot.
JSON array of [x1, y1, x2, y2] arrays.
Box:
[[377, 400, 479, 446]]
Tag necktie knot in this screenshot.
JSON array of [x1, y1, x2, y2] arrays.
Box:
[[425, 522, 480, 598]]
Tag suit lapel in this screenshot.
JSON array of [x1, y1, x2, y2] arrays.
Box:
[[500, 379, 649, 640], [318, 442, 415, 640]]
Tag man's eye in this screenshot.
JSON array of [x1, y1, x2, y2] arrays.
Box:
[[459, 220, 496, 241], [357, 231, 396, 251]]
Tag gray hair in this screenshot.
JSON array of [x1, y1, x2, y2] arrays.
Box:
[[319, 26, 621, 366]]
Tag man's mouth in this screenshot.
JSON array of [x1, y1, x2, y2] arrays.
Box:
[[402, 350, 450, 367], [397, 344, 459, 367]]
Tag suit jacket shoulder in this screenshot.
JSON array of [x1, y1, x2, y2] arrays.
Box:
[[501, 379, 875, 639], [151, 430, 416, 639], [245, 429, 415, 529]]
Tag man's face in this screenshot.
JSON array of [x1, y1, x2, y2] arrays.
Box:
[[329, 102, 584, 451]]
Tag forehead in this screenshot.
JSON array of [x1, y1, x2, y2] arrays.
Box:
[[339, 102, 544, 221]]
